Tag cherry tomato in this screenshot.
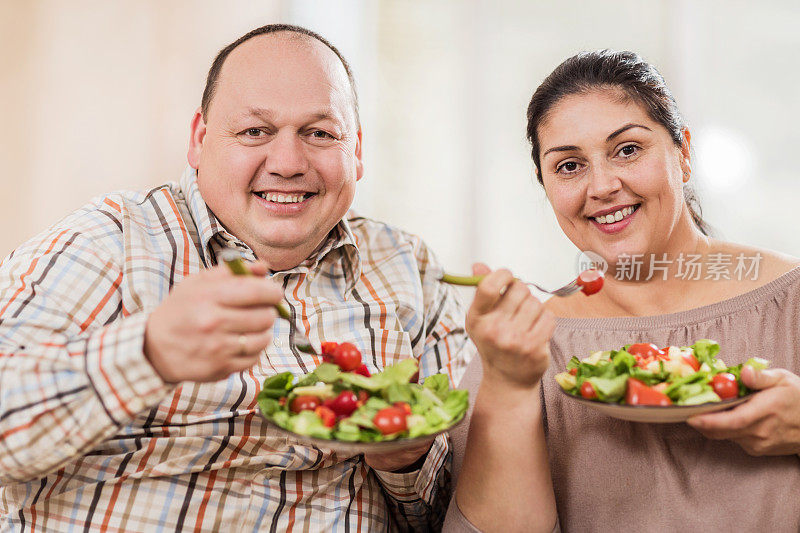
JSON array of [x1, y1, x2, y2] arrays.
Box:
[[320, 341, 339, 363], [625, 378, 672, 406], [325, 390, 359, 417], [580, 381, 598, 399], [711, 372, 739, 400], [393, 401, 412, 415], [314, 405, 336, 427], [358, 390, 370, 403], [373, 407, 408, 435], [354, 364, 371, 377], [290, 395, 321, 413], [331, 342, 363, 371], [568, 367, 578, 376], [681, 352, 701, 372], [576, 269, 604, 296]]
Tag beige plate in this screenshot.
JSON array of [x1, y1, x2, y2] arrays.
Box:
[[559, 388, 752, 423], [261, 414, 467, 454]]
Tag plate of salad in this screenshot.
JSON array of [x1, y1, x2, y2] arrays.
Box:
[[554, 339, 769, 423], [256, 341, 469, 453]]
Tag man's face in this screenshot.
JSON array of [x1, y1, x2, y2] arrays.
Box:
[[188, 33, 363, 269]]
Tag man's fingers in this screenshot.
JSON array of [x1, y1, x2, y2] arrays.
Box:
[[218, 307, 278, 334], [216, 278, 285, 307], [472, 262, 492, 276], [472, 269, 515, 314], [231, 330, 273, 358]]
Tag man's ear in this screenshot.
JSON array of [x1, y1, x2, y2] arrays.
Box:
[[187, 108, 206, 169], [355, 128, 364, 181], [680, 127, 692, 183]]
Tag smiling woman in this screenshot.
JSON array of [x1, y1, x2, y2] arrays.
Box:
[[446, 50, 800, 532]]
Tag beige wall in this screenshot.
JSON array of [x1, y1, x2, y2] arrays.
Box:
[[0, 1, 283, 256], [2, 1, 799, 282]]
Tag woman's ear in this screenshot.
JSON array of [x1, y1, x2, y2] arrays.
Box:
[[680, 128, 692, 183]]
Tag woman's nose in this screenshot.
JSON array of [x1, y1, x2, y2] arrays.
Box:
[[586, 163, 623, 199]]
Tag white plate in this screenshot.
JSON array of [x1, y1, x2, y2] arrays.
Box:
[[559, 388, 752, 423], [261, 414, 467, 454]]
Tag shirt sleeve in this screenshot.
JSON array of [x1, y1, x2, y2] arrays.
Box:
[[0, 228, 172, 484], [372, 234, 475, 530]]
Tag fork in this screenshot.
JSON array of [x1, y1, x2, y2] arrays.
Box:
[[439, 272, 582, 297], [219, 248, 317, 355]]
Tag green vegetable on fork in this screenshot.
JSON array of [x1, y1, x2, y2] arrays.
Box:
[[219, 248, 316, 354]]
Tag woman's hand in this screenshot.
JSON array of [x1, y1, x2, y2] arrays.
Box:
[[687, 366, 800, 456], [465, 264, 556, 390]]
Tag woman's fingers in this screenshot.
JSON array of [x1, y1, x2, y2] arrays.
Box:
[[472, 269, 515, 315]]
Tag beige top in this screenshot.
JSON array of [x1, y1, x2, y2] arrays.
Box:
[[448, 266, 800, 532]]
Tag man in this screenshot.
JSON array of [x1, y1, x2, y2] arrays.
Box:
[[0, 24, 470, 531]]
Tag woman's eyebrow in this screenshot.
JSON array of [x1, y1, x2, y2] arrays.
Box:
[[606, 123, 651, 141], [542, 145, 579, 157]]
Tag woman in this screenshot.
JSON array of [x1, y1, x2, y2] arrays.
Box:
[[446, 50, 800, 532]]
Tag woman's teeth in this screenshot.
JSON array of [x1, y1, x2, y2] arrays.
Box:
[[593, 205, 637, 225], [257, 192, 307, 203]]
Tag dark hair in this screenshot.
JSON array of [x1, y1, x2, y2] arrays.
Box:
[[201, 23, 359, 127], [526, 50, 710, 236]]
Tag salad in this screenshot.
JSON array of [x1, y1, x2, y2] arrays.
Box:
[[555, 339, 769, 406], [257, 341, 469, 442]]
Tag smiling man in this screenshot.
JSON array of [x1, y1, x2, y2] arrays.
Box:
[[0, 25, 470, 531]]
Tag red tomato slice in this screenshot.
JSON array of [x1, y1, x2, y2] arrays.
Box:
[[628, 343, 665, 359], [314, 405, 336, 427], [354, 364, 371, 377], [625, 378, 672, 406], [681, 352, 701, 372], [576, 269, 604, 296], [580, 381, 598, 399], [711, 372, 739, 400]]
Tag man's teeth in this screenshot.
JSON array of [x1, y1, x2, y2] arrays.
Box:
[[594, 205, 636, 224], [257, 192, 306, 203]]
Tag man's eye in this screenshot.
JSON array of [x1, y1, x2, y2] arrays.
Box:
[[244, 128, 264, 137], [310, 130, 334, 139]]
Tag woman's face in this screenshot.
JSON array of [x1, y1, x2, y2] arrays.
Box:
[[538, 89, 692, 267]]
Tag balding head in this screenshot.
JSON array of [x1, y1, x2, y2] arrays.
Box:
[[201, 24, 359, 128]]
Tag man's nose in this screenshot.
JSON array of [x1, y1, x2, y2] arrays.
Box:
[[264, 130, 308, 178], [586, 162, 623, 199]]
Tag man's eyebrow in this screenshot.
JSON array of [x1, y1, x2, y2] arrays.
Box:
[[235, 108, 343, 124], [606, 123, 651, 141]]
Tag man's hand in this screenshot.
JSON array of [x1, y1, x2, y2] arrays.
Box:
[[687, 366, 800, 456], [364, 439, 434, 472], [465, 264, 556, 390], [144, 261, 283, 383]]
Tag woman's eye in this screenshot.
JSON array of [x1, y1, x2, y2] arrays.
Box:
[[556, 161, 581, 174], [619, 144, 639, 157]]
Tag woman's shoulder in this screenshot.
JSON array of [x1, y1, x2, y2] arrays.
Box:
[[711, 241, 800, 287]]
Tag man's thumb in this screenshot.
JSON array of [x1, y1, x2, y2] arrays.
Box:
[[740, 365, 782, 390]]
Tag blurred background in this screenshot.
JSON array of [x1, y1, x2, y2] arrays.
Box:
[[1, 0, 798, 287]]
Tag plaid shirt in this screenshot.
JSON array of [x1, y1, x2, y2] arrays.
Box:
[[0, 167, 472, 532]]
